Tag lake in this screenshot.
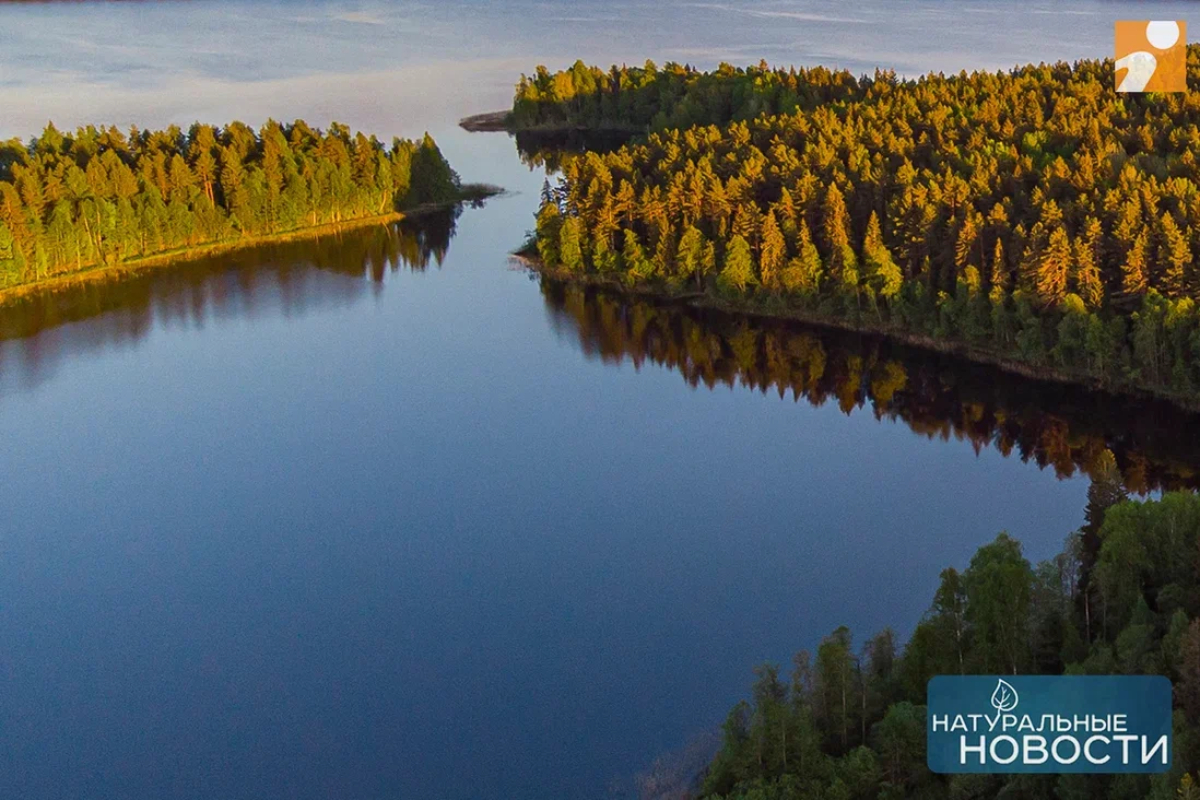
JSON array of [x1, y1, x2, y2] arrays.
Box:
[[3, 1, 1199, 798]]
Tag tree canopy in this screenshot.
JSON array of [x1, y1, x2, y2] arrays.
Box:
[[511, 58, 865, 133], [529, 48, 1200, 402], [0, 120, 462, 291]]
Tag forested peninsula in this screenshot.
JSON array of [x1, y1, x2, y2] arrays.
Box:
[[514, 52, 1200, 407], [0, 120, 491, 298]]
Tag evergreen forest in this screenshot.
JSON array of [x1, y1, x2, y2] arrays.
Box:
[[522, 50, 1200, 403], [0, 120, 466, 291]]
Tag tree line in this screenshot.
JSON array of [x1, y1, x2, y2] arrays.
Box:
[[539, 280, 1200, 495], [0, 120, 464, 290], [700, 484, 1200, 800], [511, 59, 863, 134], [528, 48, 1200, 402]]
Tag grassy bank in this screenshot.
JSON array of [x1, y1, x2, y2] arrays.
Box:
[[514, 249, 1200, 413]]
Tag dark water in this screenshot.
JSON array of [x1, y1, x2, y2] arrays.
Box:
[[5, 1, 1200, 798], [539, 281, 1200, 495]]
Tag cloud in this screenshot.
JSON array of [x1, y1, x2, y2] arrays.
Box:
[[660, 43, 794, 63], [332, 10, 388, 25], [680, 3, 869, 24], [1030, 8, 1102, 16]]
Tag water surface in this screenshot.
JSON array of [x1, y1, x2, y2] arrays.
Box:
[[4, 2, 1200, 798]]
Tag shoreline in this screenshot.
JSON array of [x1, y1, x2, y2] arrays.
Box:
[[0, 213, 405, 307], [0, 187, 504, 308], [459, 110, 642, 136], [459, 111, 512, 132], [512, 253, 1200, 414]]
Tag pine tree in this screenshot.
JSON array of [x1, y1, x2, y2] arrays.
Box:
[[1074, 218, 1104, 309], [622, 228, 654, 279], [559, 215, 583, 271], [822, 182, 853, 282], [989, 239, 1008, 306], [1036, 227, 1072, 307], [677, 225, 706, 282], [1158, 212, 1191, 299], [863, 212, 901, 301], [776, 187, 798, 248], [192, 149, 217, 207], [781, 220, 823, 295], [591, 234, 617, 272], [731, 203, 761, 249], [759, 210, 786, 290], [654, 224, 675, 277], [954, 211, 980, 278], [613, 180, 637, 227], [719, 234, 756, 291], [535, 202, 563, 267], [701, 240, 717, 282], [1121, 231, 1149, 298], [839, 246, 860, 298], [0, 221, 22, 285], [408, 133, 460, 207]]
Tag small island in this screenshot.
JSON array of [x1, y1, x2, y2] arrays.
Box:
[[0, 120, 499, 301]]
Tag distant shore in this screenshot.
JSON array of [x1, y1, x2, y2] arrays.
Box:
[[459, 110, 642, 137], [0, 186, 503, 307], [459, 111, 512, 132]]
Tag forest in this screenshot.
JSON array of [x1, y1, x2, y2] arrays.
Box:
[[510, 59, 863, 133], [0, 119, 469, 293], [522, 48, 1200, 404], [695, 485, 1200, 800]]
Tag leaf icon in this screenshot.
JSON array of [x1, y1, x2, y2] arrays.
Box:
[[990, 678, 1019, 712]]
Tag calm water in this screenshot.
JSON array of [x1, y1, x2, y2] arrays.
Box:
[[4, 2, 1200, 798]]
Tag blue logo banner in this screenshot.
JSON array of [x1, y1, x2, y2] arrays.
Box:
[[927, 675, 1173, 773]]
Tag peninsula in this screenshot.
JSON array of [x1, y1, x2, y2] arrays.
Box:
[[0, 120, 497, 301], [493, 53, 1200, 407]]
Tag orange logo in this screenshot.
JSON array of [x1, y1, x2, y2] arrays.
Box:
[[1115, 21, 1187, 92]]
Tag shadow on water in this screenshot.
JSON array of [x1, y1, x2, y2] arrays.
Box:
[[538, 278, 1200, 495], [0, 207, 462, 395], [512, 128, 636, 172]]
